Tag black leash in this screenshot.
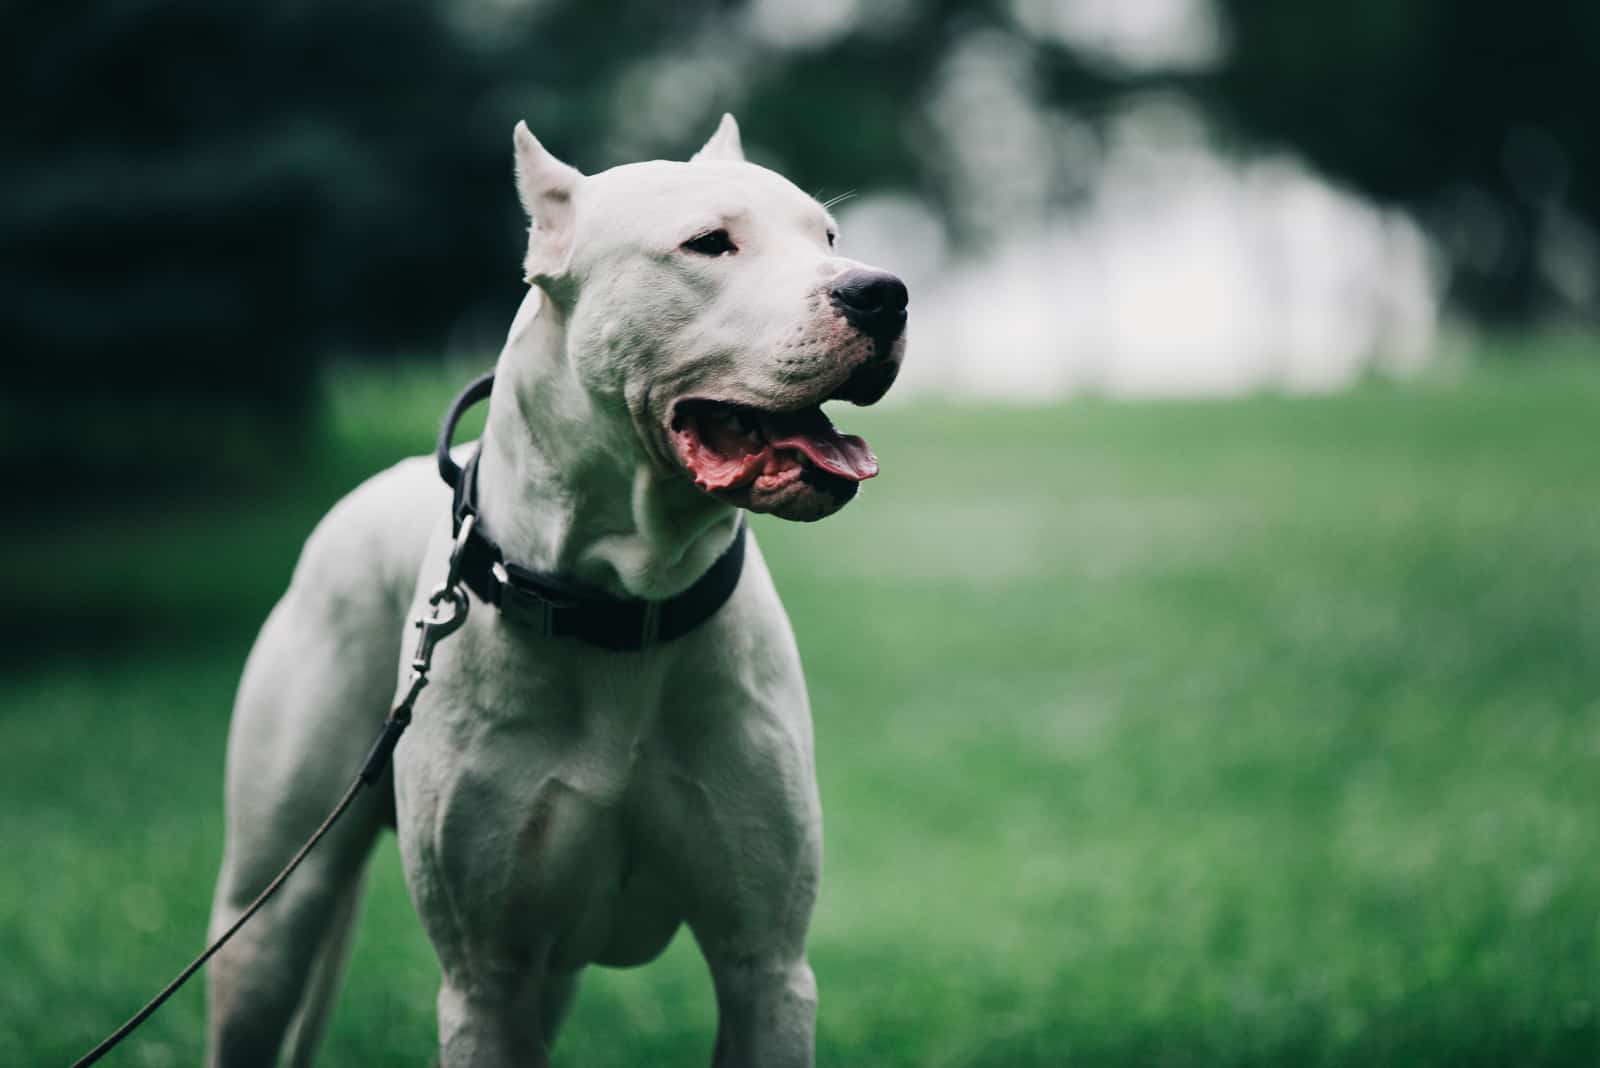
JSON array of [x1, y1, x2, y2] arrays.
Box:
[[69, 778, 368, 1068], [71, 369, 747, 1065], [66, 386, 490, 1067], [436, 368, 495, 492], [70, 529, 473, 1068]]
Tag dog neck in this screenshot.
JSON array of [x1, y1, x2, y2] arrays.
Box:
[[474, 288, 742, 601]]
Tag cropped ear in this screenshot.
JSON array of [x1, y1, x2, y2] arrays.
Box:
[[513, 121, 583, 290], [691, 113, 746, 164]]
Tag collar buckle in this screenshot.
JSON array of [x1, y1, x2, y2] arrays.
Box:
[[492, 561, 557, 638]]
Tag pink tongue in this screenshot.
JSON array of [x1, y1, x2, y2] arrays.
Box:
[[762, 408, 878, 482]]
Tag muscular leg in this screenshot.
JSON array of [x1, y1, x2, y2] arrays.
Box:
[[434, 977, 543, 1067], [206, 582, 399, 1065], [426, 933, 585, 1066], [412, 820, 605, 1068], [703, 953, 817, 1068], [398, 688, 627, 1068], [657, 694, 822, 1068], [638, 540, 823, 1068], [206, 458, 443, 1067], [281, 867, 368, 1068], [206, 742, 384, 1068]]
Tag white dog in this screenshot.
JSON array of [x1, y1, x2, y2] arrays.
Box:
[[206, 115, 907, 1068]]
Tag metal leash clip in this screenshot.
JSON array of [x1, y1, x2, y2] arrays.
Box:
[[359, 514, 475, 783]]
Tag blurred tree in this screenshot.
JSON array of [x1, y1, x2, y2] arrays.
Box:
[[2, 0, 510, 493], [1206, 0, 1600, 322], [5, 0, 1595, 498]]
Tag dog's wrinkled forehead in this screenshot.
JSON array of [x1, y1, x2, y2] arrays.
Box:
[[573, 161, 835, 260], [509, 116, 906, 524], [512, 116, 842, 295]]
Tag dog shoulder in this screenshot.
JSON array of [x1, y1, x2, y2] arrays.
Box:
[[288, 454, 447, 617]]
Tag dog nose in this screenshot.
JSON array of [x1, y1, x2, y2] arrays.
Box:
[[830, 269, 908, 341]]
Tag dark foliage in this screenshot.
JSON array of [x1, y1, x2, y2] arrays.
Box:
[[4, 0, 1595, 497], [3, 1, 512, 493], [1208, 0, 1600, 322]]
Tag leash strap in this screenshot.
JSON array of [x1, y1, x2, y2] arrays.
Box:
[[69, 778, 368, 1068], [436, 372, 748, 650], [72, 370, 747, 1064], [69, 523, 477, 1068], [436, 369, 495, 491]]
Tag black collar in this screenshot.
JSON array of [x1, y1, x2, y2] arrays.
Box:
[[435, 372, 747, 651]]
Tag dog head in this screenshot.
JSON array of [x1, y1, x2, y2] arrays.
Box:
[[512, 115, 907, 522]]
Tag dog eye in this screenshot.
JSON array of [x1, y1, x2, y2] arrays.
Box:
[[682, 229, 737, 256], [826, 230, 837, 248]]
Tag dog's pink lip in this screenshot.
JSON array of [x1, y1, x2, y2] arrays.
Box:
[[669, 399, 878, 493]]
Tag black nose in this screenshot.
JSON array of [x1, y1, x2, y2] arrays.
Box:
[[829, 269, 908, 342]]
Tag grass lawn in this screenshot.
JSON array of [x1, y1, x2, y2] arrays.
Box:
[[4, 354, 1600, 1066]]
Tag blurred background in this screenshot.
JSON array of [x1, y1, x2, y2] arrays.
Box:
[[4, 1, 1599, 1065]]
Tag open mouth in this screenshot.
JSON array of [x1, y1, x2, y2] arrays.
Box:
[[669, 400, 877, 519]]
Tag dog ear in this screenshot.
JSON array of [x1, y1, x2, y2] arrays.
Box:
[[691, 113, 745, 164], [513, 121, 583, 290]]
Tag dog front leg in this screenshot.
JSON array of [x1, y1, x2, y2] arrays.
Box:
[[399, 707, 623, 1067], [436, 973, 552, 1068], [703, 953, 818, 1068]]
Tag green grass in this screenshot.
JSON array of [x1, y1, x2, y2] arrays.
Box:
[[5, 353, 1600, 1066]]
